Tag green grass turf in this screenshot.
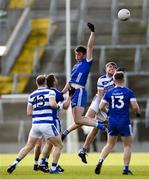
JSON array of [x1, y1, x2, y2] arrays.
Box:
[[0, 153, 149, 179]]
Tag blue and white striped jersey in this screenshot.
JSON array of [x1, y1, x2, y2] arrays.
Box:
[[97, 74, 114, 92], [28, 87, 65, 124], [28, 87, 54, 124]]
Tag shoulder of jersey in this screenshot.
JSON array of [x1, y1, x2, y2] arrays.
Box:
[[50, 88, 61, 93], [99, 75, 106, 79]]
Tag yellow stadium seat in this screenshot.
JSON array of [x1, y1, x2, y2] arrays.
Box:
[[9, 0, 34, 9], [0, 19, 49, 94]]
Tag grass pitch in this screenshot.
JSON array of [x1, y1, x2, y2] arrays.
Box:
[[0, 153, 149, 179]]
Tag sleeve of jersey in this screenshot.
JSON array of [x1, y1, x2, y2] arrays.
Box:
[[28, 95, 32, 105], [101, 92, 109, 103], [130, 90, 137, 102], [57, 94, 65, 109], [60, 93, 65, 102], [86, 58, 93, 62], [97, 78, 104, 90], [49, 90, 56, 98]]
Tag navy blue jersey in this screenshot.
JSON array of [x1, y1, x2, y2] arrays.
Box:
[[49, 88, 64, 120], [69, 58, 92, 86], [50, 88, 64, 103], [102, 86, 136, 125]]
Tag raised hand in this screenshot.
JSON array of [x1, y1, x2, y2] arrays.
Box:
[[87, 22, 95, 32]]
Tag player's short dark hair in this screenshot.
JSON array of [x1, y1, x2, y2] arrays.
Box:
[[36, 75, 46, 86], [46, 73, 56, 88], [113, 71, 124, 81], [106, 62, 117, 69], [75, 46, 87, 55]]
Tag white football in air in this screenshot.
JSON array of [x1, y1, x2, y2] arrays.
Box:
[[118, 9, 130, 21]]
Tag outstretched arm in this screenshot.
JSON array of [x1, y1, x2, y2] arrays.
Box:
[[99, 99, 108, 113], [86, 22, 95, 61], [61, 82, 70, 94]]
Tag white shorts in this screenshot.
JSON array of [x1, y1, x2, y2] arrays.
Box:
[[89, 94, 108, 122], [89, 94, 99, 113], [29, 124, 60, 139]]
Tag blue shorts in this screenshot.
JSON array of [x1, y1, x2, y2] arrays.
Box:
[[71, 88, 87, 108], [108, 123, 133, 137]]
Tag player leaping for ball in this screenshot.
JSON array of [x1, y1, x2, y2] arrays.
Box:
[[61, 22, 107, 139]]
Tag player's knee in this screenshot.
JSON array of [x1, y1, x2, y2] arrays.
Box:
[[60, 143, 63, 150], [25, 143, 34, 151], [73, 118, 81, 125], [35, 140, 42, 148], [74, 118, 80, 124], [107, 143, 115, 149], [56, 142, 63, 150], [124, 144, 132, 149], [35, 144, 41, 150]]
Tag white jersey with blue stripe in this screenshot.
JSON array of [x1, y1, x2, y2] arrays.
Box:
[[28, 87, 55, 124], [97, 74, 114, 92], [90, 74, 115, 113]]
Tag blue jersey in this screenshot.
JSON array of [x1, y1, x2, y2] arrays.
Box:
[[50, 88, 64, 103], [103, 86, 136, 125], [49, 88, 64, 132], [69, 58, 92, 86], [50, 88, 64, 120]]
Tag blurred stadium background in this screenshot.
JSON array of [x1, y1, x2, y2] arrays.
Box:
[[0, 0, 149, 153]]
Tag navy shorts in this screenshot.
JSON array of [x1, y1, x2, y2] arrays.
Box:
[[71, 88, 87, 108], [108, 122, 133, 137]]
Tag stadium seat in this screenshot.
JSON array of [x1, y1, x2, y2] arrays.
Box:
[[127, 74, 149, 98], [0, 18, 49, 94], [8, 0, 34, 9], [140, 48, 149, 72], [105, 48, 135, 72], [118, 21, 147, 44]]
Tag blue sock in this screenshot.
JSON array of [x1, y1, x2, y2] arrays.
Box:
[[16, 158, 21, 162], [82, 147, 87, 153], [40, 157, 46, 166], [45, 158, 48, 163], [123, 165, 129, 172], [98, 158, 104, 164], [51, 163, 57, 171], [12, 158, 21, 166]]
